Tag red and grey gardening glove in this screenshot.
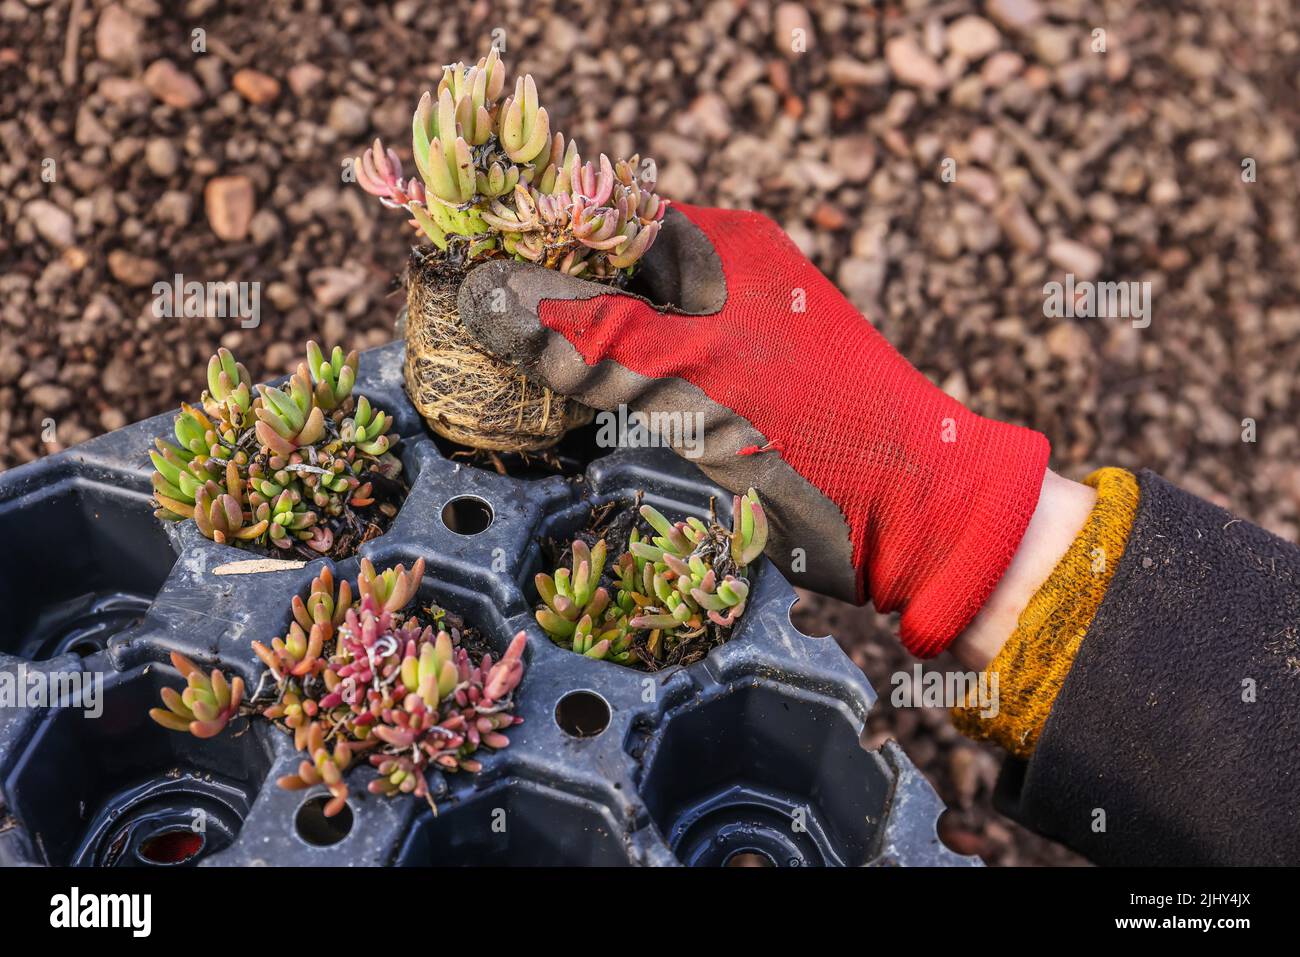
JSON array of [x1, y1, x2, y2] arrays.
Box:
[[457, 204, 1050, 657]]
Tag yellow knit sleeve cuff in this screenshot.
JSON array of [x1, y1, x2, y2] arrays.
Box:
[[951, 467, 1140, 758]]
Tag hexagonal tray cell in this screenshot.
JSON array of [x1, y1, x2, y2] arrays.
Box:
[[524, 454, 757, 674], [2, 657, 273, 866], [0, 473, 177, 661], [637, 681, 894, 867], [396, 776, 634, 865]]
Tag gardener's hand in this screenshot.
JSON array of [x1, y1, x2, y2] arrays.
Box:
[[457, 203, 1055, 658]]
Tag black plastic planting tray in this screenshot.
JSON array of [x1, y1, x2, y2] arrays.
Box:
[[0, 342, 974, 867]]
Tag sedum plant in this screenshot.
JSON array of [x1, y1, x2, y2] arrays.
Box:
[[354, 47, 666, 280], [148, 651, 244, 738], [149, 343, 403, 559], [536, 489, 768, 669], [150, 558, 527, 817]]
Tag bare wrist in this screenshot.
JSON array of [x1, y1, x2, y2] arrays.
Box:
[[949, 470, 1097, 671]]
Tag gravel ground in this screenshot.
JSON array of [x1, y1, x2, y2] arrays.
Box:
[[2, 0, 1297, 865]]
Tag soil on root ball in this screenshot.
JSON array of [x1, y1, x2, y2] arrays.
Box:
[[403, 250, 594, 457]]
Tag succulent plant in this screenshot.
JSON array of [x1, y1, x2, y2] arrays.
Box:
[[151, 558, 527, 817], [150, 343, 403, 559], [536, 539, 637, 664], [275, 722, 357, 819], [355, 48, 666, 280], [537, 489, 769, 668], [149, 651, 245, 738]]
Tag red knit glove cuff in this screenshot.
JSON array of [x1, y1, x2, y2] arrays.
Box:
[[882, 422, 1050, 657]]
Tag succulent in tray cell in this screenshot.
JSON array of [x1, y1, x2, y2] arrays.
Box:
[[536, 538, 638, 664], [537, 489, 768, 670], [148, 651, 245, 739], [149, 558, 527, 817], [149, 342, 405, 560]]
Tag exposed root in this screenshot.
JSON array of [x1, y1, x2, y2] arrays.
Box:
[[404, 253, 593, 453]]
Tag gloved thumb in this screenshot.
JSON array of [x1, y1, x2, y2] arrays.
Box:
[[454, 204, 728, 403], [454, 258, 629, 396]]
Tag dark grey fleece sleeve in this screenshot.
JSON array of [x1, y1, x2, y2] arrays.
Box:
[[993, 469, 1300, 865]]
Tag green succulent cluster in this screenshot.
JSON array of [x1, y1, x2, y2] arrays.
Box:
[[149, 342, 402, 556], [150, 559, 528, 818], [355, 48, 666, 280], [536, 489, 769, 668]]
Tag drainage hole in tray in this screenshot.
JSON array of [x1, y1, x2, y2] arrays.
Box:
[[137, 828, 205, 865], [725, 850, 778, 868], [673, 792, 824, 867], [441, 496, 493, 535], [555, 690, 611, 738], [296, 796, 354, 846], [86, 800, 235, 867]]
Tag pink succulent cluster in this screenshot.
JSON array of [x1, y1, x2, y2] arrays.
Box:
[[492, 151, 666, 277], [152, 559, 527, 817]]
